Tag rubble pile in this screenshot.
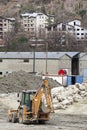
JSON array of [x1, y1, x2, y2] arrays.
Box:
[[52, 82, 87, 110], [0, 71, 61, 93]]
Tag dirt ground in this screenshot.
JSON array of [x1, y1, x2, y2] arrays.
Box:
[[0, 93, 87, 130]]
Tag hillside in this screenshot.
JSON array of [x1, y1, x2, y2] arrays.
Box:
[[0, 0, 87, 26]]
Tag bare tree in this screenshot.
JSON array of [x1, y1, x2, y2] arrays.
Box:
[[45, 30, 78, 51]]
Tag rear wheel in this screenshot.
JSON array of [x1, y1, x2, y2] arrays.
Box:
[[12, 112, 17, 123], [19, 115, 23, 124]]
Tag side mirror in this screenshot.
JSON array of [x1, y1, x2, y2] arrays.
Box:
[[17, 93, 19, 97], [17, 99, 20, 102]]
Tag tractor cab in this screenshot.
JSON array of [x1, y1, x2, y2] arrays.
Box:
[[20, 90, 37, 111]]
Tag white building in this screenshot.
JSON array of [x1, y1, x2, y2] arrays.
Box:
[[68, 20, 87, 40], [0, 16, 15, 43], [46, 19, 87, 41], [20, 12, 54, 37], [68, 20, 81, 26], [57, 23, 74, 34]]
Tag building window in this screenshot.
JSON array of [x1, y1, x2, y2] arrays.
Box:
[[81, 37, 84, 39], [77, 29, 80, 31], [77, 33, 79, 35], [0, 23, 3, 26], [0, 72, 2, 75], [62, 24, 66, 31], [0, 28, 2, 31], [81, 33, 84, 35], [68, 28, 72, 30], [24, 59, 29, 62], [4, 19, 6, 22], [0, 59, 2, 62], [47, 27, 51, 31], [74, 22, 75, 26], [31, 24, 33, 27], [4, 24, 7, 26], [81, 28, 84, 30]]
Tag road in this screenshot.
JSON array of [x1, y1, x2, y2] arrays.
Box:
[[0, 106, 87, 130], [0, 113, 87, 130]]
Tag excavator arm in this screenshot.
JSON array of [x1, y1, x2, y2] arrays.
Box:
[[32, 79, 53, 119]]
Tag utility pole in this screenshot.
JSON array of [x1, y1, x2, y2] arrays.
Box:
[[30, 38, 37, 74], [46, 42, 48, 74], [31, 43, 36, 74]]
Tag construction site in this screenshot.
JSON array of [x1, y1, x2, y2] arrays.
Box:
[[0, 71, 87, 130], [0, 0, 87, 129]]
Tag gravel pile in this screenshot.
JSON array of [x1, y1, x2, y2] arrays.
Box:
[[0, 70, 61, 93], [52, 82, 87, 110]]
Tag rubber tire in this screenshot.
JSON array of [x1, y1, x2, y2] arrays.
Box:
[[38, 120, 45, 124], [12, 112, 17, 123], [7, 116, 12, 122], [18, 112, 23, 124], [41, 102, 49, 113]]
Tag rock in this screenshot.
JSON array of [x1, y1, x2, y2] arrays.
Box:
[[65, 87, 73, 96], [67, 96, 73, 104], [73, 94, 82, 102], [62, 99, 71, 105], [52, 81, 87, 111], [83, 92, 87, 97], [53, 98, 58, 104], [53, 103, 66, 110], [72, 85, 80, 94], [75, 83, 85, 91], [82, 83, 87, 91], [51, 87, 64, 95], [57, 95, 64, 102]]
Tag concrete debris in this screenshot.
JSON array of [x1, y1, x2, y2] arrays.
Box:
[[52, 82, 87, 110], [75, 83, 85, 91]]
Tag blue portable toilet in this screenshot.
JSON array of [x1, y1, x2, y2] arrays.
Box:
[[67, 75, 83, 86], [67, 76, 72, 86], [75, 75, 83, 84]]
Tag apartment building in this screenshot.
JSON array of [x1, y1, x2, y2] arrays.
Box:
[[68, 20, 87, 40], [20, 12, 54, 37], [46, 19, 87, 41], [0, 17, 3, 40], [0, 16, 15, 44]]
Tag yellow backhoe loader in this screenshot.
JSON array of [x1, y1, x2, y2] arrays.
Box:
[[8, 79, 54, 124]]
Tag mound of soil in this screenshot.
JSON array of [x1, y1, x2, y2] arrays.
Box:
[[0, 71, 61, 93]]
